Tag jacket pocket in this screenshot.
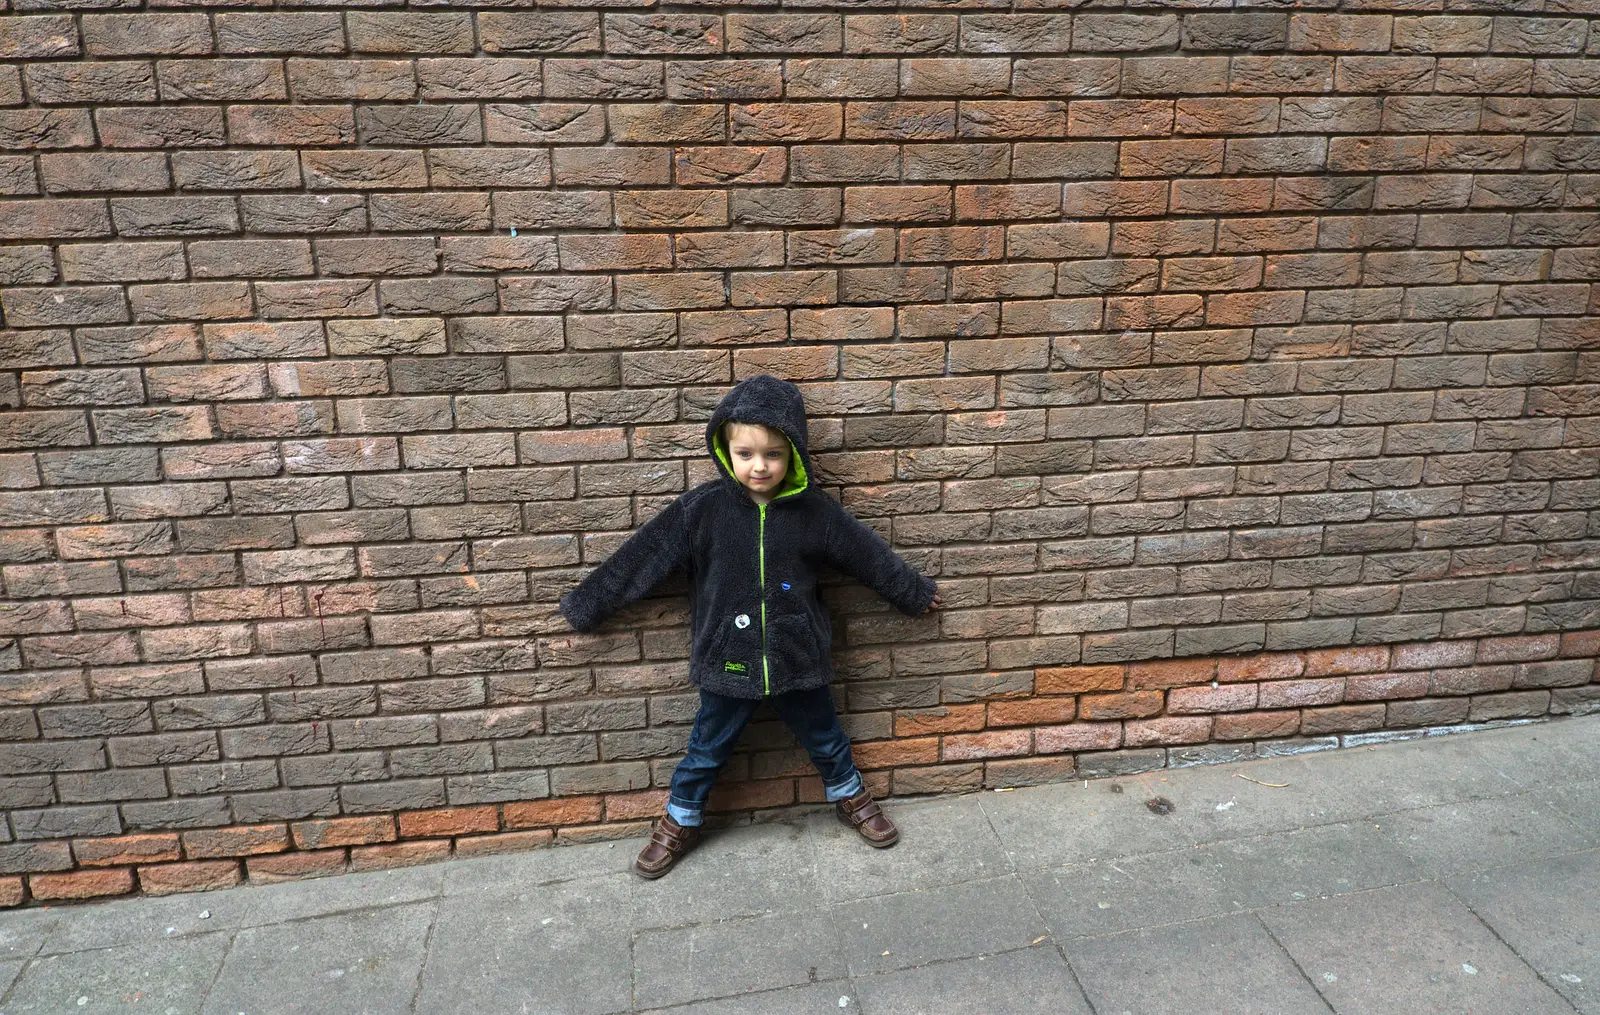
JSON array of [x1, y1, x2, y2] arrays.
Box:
[[769, 611, 827, 680], [701, 609, 761, 684]]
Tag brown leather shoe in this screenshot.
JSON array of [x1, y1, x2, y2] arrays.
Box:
[[836, 789, 898, 848], [634, 815, 700, 879]]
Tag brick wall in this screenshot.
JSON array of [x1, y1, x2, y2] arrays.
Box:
[[2, 4, 1599, 902]]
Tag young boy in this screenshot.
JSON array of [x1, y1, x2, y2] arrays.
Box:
[[559, 374, 942, 878]]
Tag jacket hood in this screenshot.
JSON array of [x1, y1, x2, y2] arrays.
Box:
[[706, 374, 812, 501]]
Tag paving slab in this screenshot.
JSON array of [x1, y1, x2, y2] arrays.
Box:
[[851, 945, 1094, 1015], [1448, 850, 1600, 1014], [3, 715, 1597, 1014], [1376, 791, 1596, 878], [832, 875, 1048, 976], [1301, 735, 1526, 819], [978, 780, 1192, 870], [441, 837, 633, 895], [1544, 779, 1600, 837], [235, 863, 443, 928], [414, 871, 634, 1015], [1025, 819, 1420, 939], [203, 901, 434, 1015], [632, 820, 820, 930], [1065, 913, 1334, 1015], [632, 908, 845, 1010], [0, 908, 56, 960], [2, 934, 227, 1015], [1260, 880, 1576, 1015], [647, 981, 854, 1014], [40, 888, 254, 956], [1114, 758, 1368, 846], [1475, 717, 1600, 787], [0, 959, 24, 997], [809, 795, 1012, 902]]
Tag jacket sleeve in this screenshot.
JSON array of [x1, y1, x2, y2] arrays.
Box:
[[820, 497, 937, 617], [559, 495, 692, 633]]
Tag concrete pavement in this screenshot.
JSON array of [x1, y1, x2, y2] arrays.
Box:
[[1, 714, 1596, 1014]]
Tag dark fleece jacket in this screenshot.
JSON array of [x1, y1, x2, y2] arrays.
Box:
[[559, 374, 937, 699]]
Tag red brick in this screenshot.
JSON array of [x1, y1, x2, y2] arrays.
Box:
[[986, 698, 1076, 727], [1167, 683, 1258, 714], [1430, 665, 1516, 696], [137, 860, 241, 895], [1392, 641, 1476, 670], [984, 756, 1076, 788], [247, 850, 347, 882], [182, 825, 288, 859], [0, 878, 23, 908], [1300, 704, 1386, 735], [1213, 710, 1302, 741], [1304, 646, 1390, 676], [1205, 290, 1305, 327], [854, 737, 941, 768], [942, 729, 1032, 761], [1476, 634, 1560, 664], [1346, 671, 1429, 702], [892, 763, 984, 795], [503, 796, 604, 829], [73, 833, 181, 867], [893, 704, 986, 736], [30, 868, 135, 901], [349, 841, 452, 872], [557, 821, 653, 845], [398, 806, 499, 839], [1559, 630, 1600, 659], [1218, 652, 1306, 683], [604, 789, 670, 821], [1125, 716, 1213, 747], [453, 830, 554, 857], [1068, 99, 1173, 137], [1079, 690, 1165, 720], [1035, 722, 1122, 753], [1035, 664, 1124, 694], [1128, 657, 1216, 689], [291, 815, 396, 850], [1259, 677, 1345, 708], [1468, 690, 1549, 722]]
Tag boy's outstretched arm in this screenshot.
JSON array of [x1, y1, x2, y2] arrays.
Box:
[[559, 497, 691, 633], [820, 498, 940, 617]]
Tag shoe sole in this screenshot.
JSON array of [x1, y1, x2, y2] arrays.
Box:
[[633, 861, 673, 879]]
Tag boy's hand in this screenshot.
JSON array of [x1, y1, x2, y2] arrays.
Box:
[[922, 590, 943, 614]]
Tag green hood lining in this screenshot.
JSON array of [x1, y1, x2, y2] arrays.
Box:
[[713, 423, 809, 500]]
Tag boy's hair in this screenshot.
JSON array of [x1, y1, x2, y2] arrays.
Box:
[[721, 420, 783, 442]]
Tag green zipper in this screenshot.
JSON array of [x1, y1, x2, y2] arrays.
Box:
[[758, 502, 770, 695]]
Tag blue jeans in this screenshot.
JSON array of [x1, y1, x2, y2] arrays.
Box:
[[666, 685, 863, 828]]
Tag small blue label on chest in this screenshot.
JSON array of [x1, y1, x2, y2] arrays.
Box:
[[780, 582, 790, 590]]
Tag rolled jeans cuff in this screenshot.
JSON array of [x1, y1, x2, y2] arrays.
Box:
[[665, 798, 702, 828], [823, 770, 863, 803]]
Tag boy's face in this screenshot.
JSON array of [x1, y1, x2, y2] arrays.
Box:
[[725, 422, 789, 501]]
